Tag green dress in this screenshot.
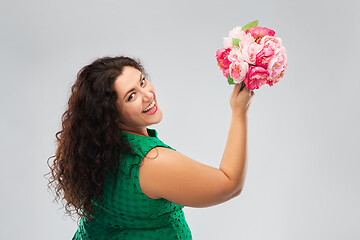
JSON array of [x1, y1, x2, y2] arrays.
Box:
[[72, 128, 192, 240]]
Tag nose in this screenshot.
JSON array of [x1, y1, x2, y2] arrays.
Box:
[[142, 90, 153, 102]]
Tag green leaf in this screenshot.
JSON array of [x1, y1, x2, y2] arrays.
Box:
[[232, 38, 240, 47], [227, 73, 235, 85], [241, 20, 259, 32]]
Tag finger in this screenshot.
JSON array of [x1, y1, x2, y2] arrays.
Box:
[[243, 86, 251, 94], [233, 83, 241, 95]]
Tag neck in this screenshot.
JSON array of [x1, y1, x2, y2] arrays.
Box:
[[121, 127, 149, 137]]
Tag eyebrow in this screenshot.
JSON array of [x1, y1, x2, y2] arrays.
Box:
[[123, 74, 143, 100]]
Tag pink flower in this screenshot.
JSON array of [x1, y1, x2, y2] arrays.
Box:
[[216, 48, 232, 77], [260, 35, 282, 50], [246, 27, 275, 40], [267, 46, 287, 86], [238, 32, 255, 49], [242, 41, 263, 65], [229, 61, 249, 83], [223, 26, 247, 48], [217, 24, 287, 88], [256, 46, 275, 69], [255, 36, 282, 69], [228, 32, 263, 65], [228, 46, 245, 62], [267, 69, 285, 86], [244, 66, 270, 90]]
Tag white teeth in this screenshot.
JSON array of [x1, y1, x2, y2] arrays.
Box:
[[143, 100, 155, 112]]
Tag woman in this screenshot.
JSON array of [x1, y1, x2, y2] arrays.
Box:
[[46, 56, 254, 239]]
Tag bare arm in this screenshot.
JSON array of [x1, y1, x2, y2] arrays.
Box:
[[220, 114, 248, 195]]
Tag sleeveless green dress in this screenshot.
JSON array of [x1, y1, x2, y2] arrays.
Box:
[[72, 128, 192, 240]]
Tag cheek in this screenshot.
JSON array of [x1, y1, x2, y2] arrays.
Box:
[[120, 110, 135, 124], [123, 102, 142, 116], [152, 86, 156, 92]]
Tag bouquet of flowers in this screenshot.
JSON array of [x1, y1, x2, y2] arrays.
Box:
[[216, 20, 287, 90]]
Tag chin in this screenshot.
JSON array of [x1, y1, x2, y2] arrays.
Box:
[[154, 110, 163, 123], [143, 106, 163, 125]]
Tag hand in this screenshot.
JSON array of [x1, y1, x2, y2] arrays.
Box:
[[229, 83, 254, 116]]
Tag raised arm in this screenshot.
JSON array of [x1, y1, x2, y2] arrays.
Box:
[[139, 84, 254, 207]]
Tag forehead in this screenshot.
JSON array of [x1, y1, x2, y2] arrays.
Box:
[[114, 66, 141, 97]]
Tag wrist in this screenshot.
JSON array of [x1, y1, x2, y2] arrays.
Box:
[[231, 112, 248, 120]]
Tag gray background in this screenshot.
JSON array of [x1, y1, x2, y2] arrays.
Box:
[[1, 0, 359, 239]]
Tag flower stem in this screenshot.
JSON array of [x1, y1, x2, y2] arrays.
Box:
[[240, 82, 246, 91]]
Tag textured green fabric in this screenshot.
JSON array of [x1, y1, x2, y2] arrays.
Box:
[[72, 128, 192, 240]]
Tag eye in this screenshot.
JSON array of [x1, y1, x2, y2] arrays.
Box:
[[128, 93, 134, 101], [127, 77, 146, 101]]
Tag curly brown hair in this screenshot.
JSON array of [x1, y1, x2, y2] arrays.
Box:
[[45, 56, 148, 223]]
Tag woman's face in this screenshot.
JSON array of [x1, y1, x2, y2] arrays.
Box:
[[114, 66, 163, 134]]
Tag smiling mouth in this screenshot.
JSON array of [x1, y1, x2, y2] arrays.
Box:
[[143, 103, 158, 115], [143, 100, 155, 113]]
